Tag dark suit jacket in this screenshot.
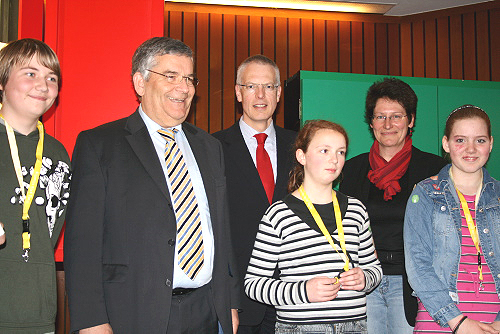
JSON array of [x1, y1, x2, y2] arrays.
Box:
[[64, 110, 238, 334], [212, 122, 296, 326], [339, 146, 447, 326]]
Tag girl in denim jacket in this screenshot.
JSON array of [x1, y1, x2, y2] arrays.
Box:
[[404, 105, 500, 334]]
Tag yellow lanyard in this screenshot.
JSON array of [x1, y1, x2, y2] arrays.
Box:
[[298, 185, 350, 273], [456, 189, 483, 282], [450, 169, 483, 285], [1, 115, 44, 262]]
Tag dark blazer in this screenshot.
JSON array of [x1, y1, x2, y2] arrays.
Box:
[[339, 146, 447, 326], [64, 110, 238, 334], [213, 122, 296, 326]]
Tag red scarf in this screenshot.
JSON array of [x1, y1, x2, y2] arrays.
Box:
[[367, 136, 412, 201]]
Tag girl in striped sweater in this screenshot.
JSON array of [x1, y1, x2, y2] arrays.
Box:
[[244, 120, 382, 334]]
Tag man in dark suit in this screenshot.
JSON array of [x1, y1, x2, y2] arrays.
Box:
[[64, 37, 239, 334], [213, 55, 296, 334]]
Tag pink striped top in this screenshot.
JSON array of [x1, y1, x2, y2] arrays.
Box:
[[413, 194, 500, 333]]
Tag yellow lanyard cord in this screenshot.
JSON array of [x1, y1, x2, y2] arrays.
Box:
[[298, 185, 350, 273], [1, 115, 44, 261], [456, 189, 483, 282], [449, 169, 483, 283]]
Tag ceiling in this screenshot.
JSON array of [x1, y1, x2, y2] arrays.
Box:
[[328, 0, 494, 16]]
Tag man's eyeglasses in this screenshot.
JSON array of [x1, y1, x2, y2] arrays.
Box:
[[372, 114, 408, 123], [238, 83, 279, 93], [146, 69, 199, 87]]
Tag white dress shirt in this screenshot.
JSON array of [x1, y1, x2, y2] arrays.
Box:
[[239, 117, 277, 183], [139, 106, 214, 288]]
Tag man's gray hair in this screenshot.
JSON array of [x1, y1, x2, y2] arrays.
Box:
[[132, 37, 193, 81], [236, 55, 280, 85]]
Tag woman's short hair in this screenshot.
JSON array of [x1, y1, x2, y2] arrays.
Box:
[[365, 77, 417, 126], [0, 38, 61, 103], [288, 120, 349, 193], [444, 104, 491, 138]]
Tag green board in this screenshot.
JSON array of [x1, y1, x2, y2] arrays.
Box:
[[293, 71, 500, 179]]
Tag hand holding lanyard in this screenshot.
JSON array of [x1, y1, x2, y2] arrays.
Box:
[[1, 115, 44, 262], [299, 185, 350, 283]]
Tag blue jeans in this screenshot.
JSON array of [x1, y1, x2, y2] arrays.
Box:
[[366, 275, 413, 334], [275, 320, 367, 334]]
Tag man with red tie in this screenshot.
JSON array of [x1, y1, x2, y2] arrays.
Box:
[[213, 55, 296, 334]]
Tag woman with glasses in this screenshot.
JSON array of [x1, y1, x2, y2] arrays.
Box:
[[339, 78, 447, 333]]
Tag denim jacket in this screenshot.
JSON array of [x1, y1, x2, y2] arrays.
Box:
[[404, 164, 500, 327]]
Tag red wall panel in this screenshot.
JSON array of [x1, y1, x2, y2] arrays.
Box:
[[45, 0, 164, 158]]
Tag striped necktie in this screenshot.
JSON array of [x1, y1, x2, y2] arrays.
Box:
[[158, 128, 204, 280]]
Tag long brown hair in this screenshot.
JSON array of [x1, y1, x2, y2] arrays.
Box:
[[288, 120, 349, 193]]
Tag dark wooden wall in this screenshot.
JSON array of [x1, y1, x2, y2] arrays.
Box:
[[164, 1, 500, 132]]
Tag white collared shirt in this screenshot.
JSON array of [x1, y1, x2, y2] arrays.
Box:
[[239, 117, 277, 182], [139, 106, 214, 288]]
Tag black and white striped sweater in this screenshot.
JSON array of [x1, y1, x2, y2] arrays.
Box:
[[244, 193, 382, 324]]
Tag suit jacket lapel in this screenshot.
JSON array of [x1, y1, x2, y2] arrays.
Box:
[[124, 110, 171, 201], [223, 123, 269, 204]]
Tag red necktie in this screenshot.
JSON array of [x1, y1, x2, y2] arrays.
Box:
[[254, 133, 275, 204]]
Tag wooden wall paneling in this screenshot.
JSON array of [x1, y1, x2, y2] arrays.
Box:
[[375, 23, 388, 75], [209, 13, 223, 133], [184, 12, 197, 124], [326, 20, 339, 72], [490, 9, 500, 81], [223, 14, 237, 129], [424, 19, 437, 78], [183, 12, 196, 50], [387, 23, 401, 76], [196, 12, 209, 130], [437, 16, 451, 79], [275, 16, 287, 127], [363, 22, 376, 75], [164, 10, 170, 36], [400, 22, 412, 76], [163, 2, 499, 134], [262, 16, 275, 59], [313, 19, 326, 71], [491, 9, 500, 81], [249, 15, 262, 55], [351, 21, 363, 73], [169, 11, 183, 40], [450, 14, 463, 79], [236, 15, 249, 68], [288, 18, 301, 77], [339, 21, 351, 72], [412, 20, 425, 77], [285, 17, 302, 128], [463, 12, 477, 80], [301, 18, 314, 71], [475, 10, 490, 81]]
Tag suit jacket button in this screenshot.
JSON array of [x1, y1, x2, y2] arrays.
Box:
[[168, 239, 175, 246], [166, 279, 171, 287]]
